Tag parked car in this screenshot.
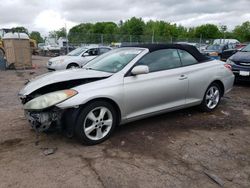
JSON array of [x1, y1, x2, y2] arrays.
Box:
[[47, 46, 112, 71], [213, 39, 240, 45], [203, 44, 235, 60], [226, 44, 250, 81], [19, 44, 234, 145]]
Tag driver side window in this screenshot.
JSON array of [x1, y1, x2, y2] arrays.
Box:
[[85, 48, 98, 56], [136, 49, 182, 72]]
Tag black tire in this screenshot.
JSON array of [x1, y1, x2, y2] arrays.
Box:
[[74, 101, 118, 145], [67, 63, 79, 69], [199, 83, 222, 112]]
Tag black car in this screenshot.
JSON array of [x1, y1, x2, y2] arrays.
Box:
[[227, 44, 250, 81], [203, 43, 235, 60]]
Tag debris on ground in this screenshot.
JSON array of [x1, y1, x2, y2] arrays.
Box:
[[121, 141, 125, 146], [209, 137, 214, 141], [221, 110, 230, 116], [204, 170, 224, 187], [42, 148, 57, 156]]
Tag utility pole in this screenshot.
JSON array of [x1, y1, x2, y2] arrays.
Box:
[[101, 34, 104, 45], [199, 34, 202, 52], [151, 29, 155, 43], [65, 23, 69, 54]]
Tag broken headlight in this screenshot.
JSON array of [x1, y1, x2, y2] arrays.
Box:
[[24, 89, 78, 110]]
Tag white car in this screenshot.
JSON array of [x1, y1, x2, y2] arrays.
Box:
[[47, 46, 111, 71]]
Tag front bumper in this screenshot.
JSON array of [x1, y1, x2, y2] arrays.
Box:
[[25, 108, 63, 132], [46, 61, 63, 71], [231, 64, 250, 81]]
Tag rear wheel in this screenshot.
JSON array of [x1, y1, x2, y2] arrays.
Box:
[[67, 63, 79, 69], [74, 101, 118, 145], [200, 83, 221, 112]]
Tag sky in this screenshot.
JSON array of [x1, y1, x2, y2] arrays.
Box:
[[0, 0, 250, 36]]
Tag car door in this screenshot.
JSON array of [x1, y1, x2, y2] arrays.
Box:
[[177, 49, 212, 104], [123, 49, 188, 119]]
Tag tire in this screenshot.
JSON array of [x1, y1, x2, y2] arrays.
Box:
[[199, 83, 222, 112], [67, 63, 79, 69], [74, 101, 118, 145]]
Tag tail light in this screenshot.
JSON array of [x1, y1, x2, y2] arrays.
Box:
[[224, 64, 232, 71]]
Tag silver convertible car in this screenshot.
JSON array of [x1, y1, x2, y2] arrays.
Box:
[[19, 44, 234, 145]]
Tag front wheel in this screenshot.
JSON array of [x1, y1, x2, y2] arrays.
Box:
[[67, 63, 79, 69], [200, 83, 221, 112], [74, 101, 118, 145]]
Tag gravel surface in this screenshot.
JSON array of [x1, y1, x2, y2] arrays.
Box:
[[0, 56, 250, 188]]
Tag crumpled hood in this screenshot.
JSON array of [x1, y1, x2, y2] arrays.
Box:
[[231, 51, 250, 62], [19, 69, 113, 95]]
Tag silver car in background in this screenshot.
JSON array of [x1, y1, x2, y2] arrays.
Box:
[[47, 46, 111, 71], [19, 44, 234, 145]]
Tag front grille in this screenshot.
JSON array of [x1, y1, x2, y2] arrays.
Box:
[[235, 61, 250, 66], [48, 61, 52, 66]]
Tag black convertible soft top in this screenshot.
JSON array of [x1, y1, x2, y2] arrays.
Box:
[[121, 43, 210, 63]]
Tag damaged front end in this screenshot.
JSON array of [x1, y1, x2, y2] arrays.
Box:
[[20, 89, 78, 132], [18, 69, 112, 133], [25, 108, 63, 132]]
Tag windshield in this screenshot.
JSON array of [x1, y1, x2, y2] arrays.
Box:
[[241, 44, 250, 52], [67, 47, 87, 56], [207, 45, 222, 51], [84, 48, 143, 73]]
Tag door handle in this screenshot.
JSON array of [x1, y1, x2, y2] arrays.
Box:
[[179, 74, 188, 80]]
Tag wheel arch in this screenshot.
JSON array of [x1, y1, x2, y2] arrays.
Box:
[[66, 62, 80, 69], [77, 97, 122, 124], [210, 80, 225, 96]]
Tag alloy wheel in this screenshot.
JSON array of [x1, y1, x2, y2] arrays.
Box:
[[83, 107, 113, 141], [205, 86, 220, 109]]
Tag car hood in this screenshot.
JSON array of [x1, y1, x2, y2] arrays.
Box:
[[231, 51, 250, 62], [19, 69, 113, 95], [49, 55, 80, 62]]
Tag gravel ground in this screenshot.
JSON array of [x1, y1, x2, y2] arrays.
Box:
[[0, 56, 250, 188]]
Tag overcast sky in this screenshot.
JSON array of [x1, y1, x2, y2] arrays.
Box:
[[0, 0, 250, 36]]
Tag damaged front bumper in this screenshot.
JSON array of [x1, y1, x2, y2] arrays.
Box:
[[25, 108, 63, 132]]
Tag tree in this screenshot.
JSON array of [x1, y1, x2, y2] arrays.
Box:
[[68, 23, 94, 43], [49, 27, 67, 39], [11, 26, 29, 34], [30, 31, 43, 43], [194, 24, 221, 39], [233, 21, 250, 42], [121, 17, 145, 35], [120, 17, 145, 42]]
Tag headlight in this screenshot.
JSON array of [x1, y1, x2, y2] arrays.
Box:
[[53, 59, 64, 65], [226, 59, 235, 65], [24, 89, 78, 110]]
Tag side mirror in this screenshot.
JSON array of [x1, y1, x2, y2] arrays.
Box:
[[131, 65, 149, 75], [83, 52, 89, 57]]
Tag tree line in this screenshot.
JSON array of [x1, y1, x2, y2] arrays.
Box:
[[7, 17, 250, 44]]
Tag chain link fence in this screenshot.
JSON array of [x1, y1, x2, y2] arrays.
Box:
[[67, 33, 215, 47]]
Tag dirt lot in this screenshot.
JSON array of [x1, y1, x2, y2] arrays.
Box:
[[0, 56, 250, 188]]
